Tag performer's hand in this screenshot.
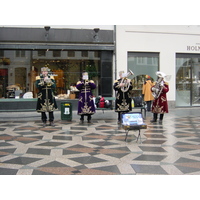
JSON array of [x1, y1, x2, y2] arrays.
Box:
[[44, 77, 49, 81], [119, 83, 125, 87]]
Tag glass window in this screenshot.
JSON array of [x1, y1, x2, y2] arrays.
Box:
[[81, 51, 88, 57], [68, 51, 75, 57], [38, 50, 46, 57], [0, 50, 101, 99], [128, 52, 159, 96], [16, 50, 25, 57], [176, 53, 200, 107], [0, 50, 4, 57], [53, 51, 61, 57]]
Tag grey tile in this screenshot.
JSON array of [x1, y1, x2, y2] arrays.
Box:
[[3, 157, 41, 165], [139, 146, 167, 152], [0, 168, 18, 175], [134, 154, 167, 162], [131, 164, 168, 174], [26, 148, 51, 155]]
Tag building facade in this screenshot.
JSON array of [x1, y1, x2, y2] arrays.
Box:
[[0, 26, 115, 99], [1, 25, 200, 109], [116, 25, 200, 108]]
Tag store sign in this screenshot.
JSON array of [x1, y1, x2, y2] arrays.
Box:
[[187, 46, 200, 51]]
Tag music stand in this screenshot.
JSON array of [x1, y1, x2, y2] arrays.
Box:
[[121, 112, 147, 142]]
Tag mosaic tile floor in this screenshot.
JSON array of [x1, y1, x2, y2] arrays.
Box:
[[1, 109, 200, 175]]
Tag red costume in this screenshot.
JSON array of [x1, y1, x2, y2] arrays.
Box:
[[151, 81, 169, 114]]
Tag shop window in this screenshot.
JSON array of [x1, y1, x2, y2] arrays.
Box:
[[38, 50, 46, 57], [68, 51, 75, 57], [1, 49, 102, 99], [128, 52, 159, 96], [16, 50, 25, 57], [176, 53, 200, 107], [53, 51, 61, 57], [94, 51, 100, 58], [81, 51, 88, 57], [0, 50, 4, 57]]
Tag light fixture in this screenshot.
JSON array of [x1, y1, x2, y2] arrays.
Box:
[[44, 26, 51, 40], [93, 28, 100, 40]]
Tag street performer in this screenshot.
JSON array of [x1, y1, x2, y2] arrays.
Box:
[[150, 71, 169, 124], [113, 70, 133, 124], [35, 67, 58, 127], [76, 71, 96, 123]]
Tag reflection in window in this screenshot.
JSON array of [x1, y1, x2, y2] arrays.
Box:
[[0, 50, 4, 57], [128, 52, 159, 97], [0, 50, 101, 99], [81, 51, 88, 57], [16, 50, 25, 57], [38, 50, 46, 57], [68, 51, 75, 57], [53, 51, 61, 57]]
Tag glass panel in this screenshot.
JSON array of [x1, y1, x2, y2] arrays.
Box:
[[191, 58, 200, 106], [176, 57, 191, 106], [176, 55, 200, 107], [0, 50, 101, 99], [128, 52, 159, 96]]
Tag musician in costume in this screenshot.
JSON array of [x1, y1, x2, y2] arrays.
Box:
[[113, 70, 133, 124], [150, 71, 169, 124], [35, 67, 58, 127], [142, 75, 154, 112], [76, 72, 96, 123]]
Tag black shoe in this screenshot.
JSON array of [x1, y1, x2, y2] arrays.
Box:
[[159, 120, 163, 124], [49, 122, 55, 127], [88, 120, 91, 123], [42, 122, 46, 127], [150, 119, 157, 123], [80, 119, 84, 124]]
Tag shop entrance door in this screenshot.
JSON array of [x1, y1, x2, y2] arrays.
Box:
[[176, 54, 200, 106]]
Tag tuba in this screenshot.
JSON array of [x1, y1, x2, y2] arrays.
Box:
[[152, 71, 166, 99], [121, 69, 134, 92]]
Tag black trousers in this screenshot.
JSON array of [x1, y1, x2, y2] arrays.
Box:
[[80, 114, 92, 121], [146, 101, 152, 111], [41, 112, 54, 122], [118, 111, 129, 122], [153, 113, 164, 120]]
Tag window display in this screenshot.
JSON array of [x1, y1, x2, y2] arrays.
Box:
[[0, 50, 101, 99]]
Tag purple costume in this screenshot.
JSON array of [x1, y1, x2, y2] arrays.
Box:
[[76, 80, 96, 116]]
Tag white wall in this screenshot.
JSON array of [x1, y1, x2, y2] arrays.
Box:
[[116, 25, 200, 102], [0, 25, 114, 30]]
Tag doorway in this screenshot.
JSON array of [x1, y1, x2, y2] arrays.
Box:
[[176, 54, 200, 106]]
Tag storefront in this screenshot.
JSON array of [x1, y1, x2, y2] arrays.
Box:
[[0, 27, 114, 103], [116, 25, 200, 108]]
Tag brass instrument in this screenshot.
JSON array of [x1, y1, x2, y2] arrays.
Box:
[[152, 71, 166, 99], [38, 74, 53, 86], [120, 69, 134, 92]]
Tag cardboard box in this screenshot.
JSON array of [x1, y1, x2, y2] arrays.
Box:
[[69, 93, 76, 99]]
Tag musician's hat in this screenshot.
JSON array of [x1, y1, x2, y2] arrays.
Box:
[[41, 67, 50, 72], [156, 71, 166, 78], [145, 75, 151, 79], [119, 71, 124, 76]]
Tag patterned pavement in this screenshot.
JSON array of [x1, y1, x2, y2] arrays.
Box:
[[0, 109, 200, 175]]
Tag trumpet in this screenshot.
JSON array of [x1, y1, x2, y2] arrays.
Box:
[[120, 69, 134, 92]]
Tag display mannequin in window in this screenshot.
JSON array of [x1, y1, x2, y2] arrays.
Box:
[[76, 72, 96, 123], [150, 71, 169, 124], [113, 71, 133, 124], [35, 67, 58, 127], [142, 75, 154, 112]]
